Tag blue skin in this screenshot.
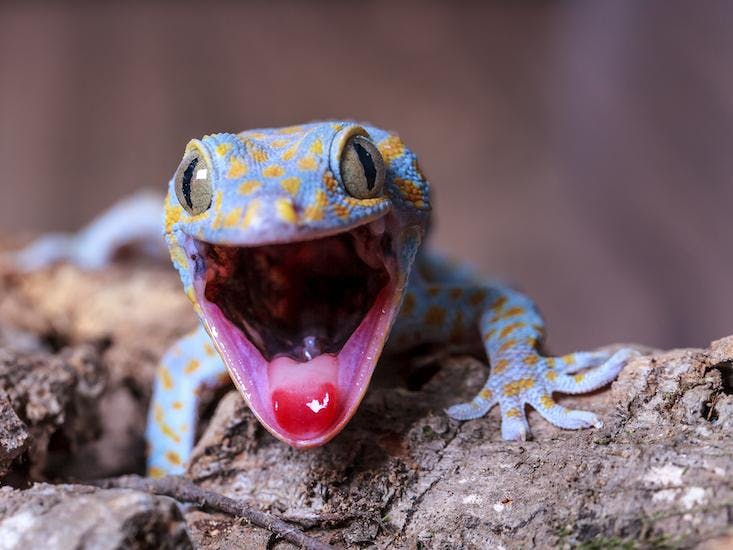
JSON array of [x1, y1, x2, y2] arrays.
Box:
[[12, 121, 637, 477]]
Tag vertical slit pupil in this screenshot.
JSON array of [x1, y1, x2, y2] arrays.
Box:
[[354, 142, 377, 190], [182, 157, 199, 208]]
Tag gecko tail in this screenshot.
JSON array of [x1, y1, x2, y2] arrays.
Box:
[[7, 190, 167, 271]]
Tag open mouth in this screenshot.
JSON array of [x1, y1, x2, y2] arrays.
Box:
[[188, 219, 400, 447]]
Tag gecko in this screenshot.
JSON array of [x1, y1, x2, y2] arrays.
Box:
[[13, 121, 635, 477]]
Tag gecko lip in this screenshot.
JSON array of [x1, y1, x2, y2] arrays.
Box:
[[190, 219, 401, 448]]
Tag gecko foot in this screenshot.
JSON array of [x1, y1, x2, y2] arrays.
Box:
[[445, 348, 639, 440]]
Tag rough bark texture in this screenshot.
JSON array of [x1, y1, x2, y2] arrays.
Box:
[[0, 483, 191, 549], [184, 340, 733, 548], [0, 337, 106, 481], [0, 261, 195, 480], [0, 260, 731, 548], [0, 391, 28, 479]]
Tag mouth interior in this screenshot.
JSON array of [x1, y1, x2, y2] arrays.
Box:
[[196, 223, 394, 444], [202, 226, 389, 362]]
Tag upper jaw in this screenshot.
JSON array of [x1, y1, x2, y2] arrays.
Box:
[[182, 217, 406, 447]]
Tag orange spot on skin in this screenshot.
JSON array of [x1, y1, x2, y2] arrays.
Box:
[[378, 135, 405, 164], [539, 394, 556, 409], [165, 451, 182, 466], [172, 401, 184, 410], [573, 373, 586, 383], [242, 199, 260, 227], [400, 293, 416, 316], [281, 144, 299, 161], [564, 354, 577, 366], [215, 143, 232, 156], [227, 157, 247, 178], [170, 247, 188, 270], [298, 156, 318, 171], [483, 329, 496, 342], [499, 322, 525, 339], [185, 287, 199, 314], [270, 138, 288, 149], [493, 358, 510, 374], [323, 171, 339, 192], [238, 180, 261, 195], [211, 191, 225, 229], [149, 467, 166, 479], [427, 287, 440, 297], [503, 378, 535, 397], [248, 144, 268, 163], [479, 388, 492, 400], [505, 408, 521, 418], [279, 125, 303, 134], [159, 366, 173, 390], [394, 178, 427, 207], [154, 405, 181, 443], [344, 196, 385, 207], [204, 343, 216, 356], [222, 207, 243, 229], [263, 165, 284, 178], [523, 354, 539, 366], [493, 296, 508, 311], [184, 360, 200, 375], [502, 307, 525, 318], [469, 290, 486, 306], [304, 190, 326, 221], [276, 198, 297, 224], [546, 371, 558, 382], [310, 138, 323, 155], [498, 339, 518, 354], [333, 203, 350, 219], [424, 306, 446, 326], [281, 177, 301, 196], [164, 202, 183, 234]]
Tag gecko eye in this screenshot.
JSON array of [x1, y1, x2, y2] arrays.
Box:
[[174, 151, 213, 215], [340, 135, 386, 199]]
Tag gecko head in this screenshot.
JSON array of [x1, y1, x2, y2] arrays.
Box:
[[164, 122, 430, 448]]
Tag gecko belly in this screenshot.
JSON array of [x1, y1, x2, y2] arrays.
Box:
[[190, 219, 401, 446]]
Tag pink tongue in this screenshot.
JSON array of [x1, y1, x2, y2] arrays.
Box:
[[269, 354, 341, 439]]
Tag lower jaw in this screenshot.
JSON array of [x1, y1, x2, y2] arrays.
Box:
[[190, 239, 400, 448]]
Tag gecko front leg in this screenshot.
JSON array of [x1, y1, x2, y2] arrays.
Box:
[[391, 275, 636, 440], [146, 325, 229, 477]]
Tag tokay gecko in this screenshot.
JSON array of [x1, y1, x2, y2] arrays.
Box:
[[14, 121, 636, 477]]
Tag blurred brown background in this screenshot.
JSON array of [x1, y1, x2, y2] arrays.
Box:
[[1, 1, 731, 352]]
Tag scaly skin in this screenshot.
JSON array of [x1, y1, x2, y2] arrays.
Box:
[[145, 121, 635, 476], [10, 121, 635, 477]]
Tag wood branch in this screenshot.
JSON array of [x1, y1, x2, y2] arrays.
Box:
[[93, 474, 335, 550]]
